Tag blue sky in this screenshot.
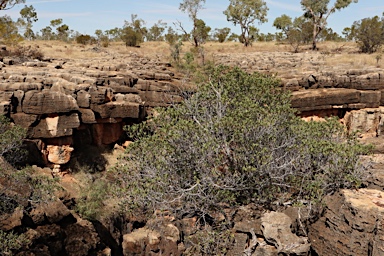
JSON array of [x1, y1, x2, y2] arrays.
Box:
[[5, 0, 384, 36]]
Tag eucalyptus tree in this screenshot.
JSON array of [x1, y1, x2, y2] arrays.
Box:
[[178, 0, 208, 47], [301, 0, 358, 50], [17, 5, 38, 40], [224, 0, 268, 47], [352, 15, 384, 53], [0, 0, 24, 10]]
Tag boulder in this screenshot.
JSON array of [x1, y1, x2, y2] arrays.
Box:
[[309, 189, 384, 256], [122, 228, 161, 254], [91, 102, 144, 119], [89, 86, 114, 105], [76, 90, 91, 108], [46, 145, 74, 165], [22, 90, 79, 114], [11, 112, 38, 128], [261, 212, 311, 255], [28, 113, 80, 138], [30, 200, 72, 224], [343, 107, 384, 137]]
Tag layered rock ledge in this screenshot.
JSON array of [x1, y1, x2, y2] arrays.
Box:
[[0, 52, 183, 167], [2, 49, 384, 168]]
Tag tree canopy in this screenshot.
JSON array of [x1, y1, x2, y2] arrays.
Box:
[[224, 0, 268, 46], [301, 0, 358, 50], [0, 0, 24, 10], [352, 15, 384, 53]]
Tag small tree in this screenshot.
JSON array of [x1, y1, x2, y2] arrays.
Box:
[[213, 27, 231, 43], [301, 0, 358, 50], [105, 27, 121, 41], [227, 32, 240, 42], [273, 15, 313, 52], [76, 34, 93, 45], [56, 24, 69, 41], [224, 0, 268, 47], [273, 14, 293, 39], [147, 20, 167, 41], [17, 5, 37, 40], [121, 14, 146, 46], [178, 0, 207, 47], [0, 15, 22, 45], [352, 15, 384, 53], [165, 26, 179, 45], [40, 26, 53, 40]]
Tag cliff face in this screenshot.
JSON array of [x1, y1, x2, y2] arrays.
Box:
[[2, 48, 384, 169], [2, 45, 384, 255], [0, 50, 184, 168]]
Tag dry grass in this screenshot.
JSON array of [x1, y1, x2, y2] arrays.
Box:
[[16, 40, 384, 69]]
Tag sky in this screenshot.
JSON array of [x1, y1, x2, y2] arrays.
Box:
[[4, 0, 384, 37]]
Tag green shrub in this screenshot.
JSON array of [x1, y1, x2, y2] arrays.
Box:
[[120, 26, 142, 47], [0, 115, 26, 167], [353, 15, 384, 53], [76, 179, 109, 220], [113, 65, 370, 222], [75, 34, 93, 45], [8, 45, 44, 62], [0, 230, 29, 255]]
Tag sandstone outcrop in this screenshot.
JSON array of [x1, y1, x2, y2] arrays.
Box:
[[0, 52, 184, 168], [215, 52, 384, 116], [309, 189, 384, 255]]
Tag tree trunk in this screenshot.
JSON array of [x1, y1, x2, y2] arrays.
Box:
[[241, 26, 249, 47], [312, 23, 317, 50]]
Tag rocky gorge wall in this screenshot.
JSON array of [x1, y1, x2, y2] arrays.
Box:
[[3, 46, 384, 255], [215, 52, 384, 138], [0, 50, 184, 169], [2, 49, 384, 169]]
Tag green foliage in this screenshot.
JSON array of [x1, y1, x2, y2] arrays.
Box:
[[273, 15, 313, 52], [0, 115, 26, 167], [76, 179, 109, 220], [0, 166, 61, 217], [178, 0, 208, 47], [113, 65, 369, 224], [352, 15, 384, 53], [224, 0, 268, 46], [179, 0, 206, 21], [19, 5, 37, 24], [0, 230, 28, 255], [185, 229, 235, 255], [0, 15, 22, 45], [121, 26, 141, 47], [147, 20, 167, 41], [213, 27, 231, 43], [165, 27, 179, 45], [192, 18, 211, 46], [121, 14, 147, 46], [227, 32, 240, 42], [17, 5, 37, 40], [301, 0, 358, 50], [75, 34, 93, 45], [273, 14, 292, 35]]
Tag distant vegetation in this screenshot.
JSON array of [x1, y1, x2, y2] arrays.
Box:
[[0, 0, 381, 53]]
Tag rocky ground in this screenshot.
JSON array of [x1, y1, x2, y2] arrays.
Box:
[[1, 42, 384, 255]]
